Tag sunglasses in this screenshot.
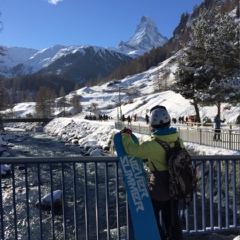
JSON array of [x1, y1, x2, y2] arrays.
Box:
[[150, 105, 167, 113]]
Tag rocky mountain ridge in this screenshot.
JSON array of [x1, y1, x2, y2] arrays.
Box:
[[118, 16, 168, 57]]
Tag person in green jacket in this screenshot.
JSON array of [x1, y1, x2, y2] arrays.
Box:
[[121, 105, 183, 240]]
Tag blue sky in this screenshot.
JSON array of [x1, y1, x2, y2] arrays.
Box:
[[1, 0, 204, 50]]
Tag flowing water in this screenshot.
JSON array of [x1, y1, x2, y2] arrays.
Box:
[[1, 129, 127, 240], [7, 129, 84, 158]]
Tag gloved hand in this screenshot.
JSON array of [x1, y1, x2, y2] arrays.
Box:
[[120, 127, 132, 135]]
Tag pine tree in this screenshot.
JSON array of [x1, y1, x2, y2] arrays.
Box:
[[173, 8, 214, 122], [197, 10, 240, 115], [173, 7, 240, 119]]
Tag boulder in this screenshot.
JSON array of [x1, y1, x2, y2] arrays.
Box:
[[35, 190, 63, 209]]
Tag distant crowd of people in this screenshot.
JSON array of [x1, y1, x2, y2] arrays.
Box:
[[84, 114, 112, 121], [121, 114, 137, 124], [122, 114, 195, 124], [171, 116, 189, 124], [99, 114, 112, 121], [88, 112, 226, 134], [146, 114, 190, 125]]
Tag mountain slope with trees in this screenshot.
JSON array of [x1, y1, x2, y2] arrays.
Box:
[[97, 0, 239, 86]]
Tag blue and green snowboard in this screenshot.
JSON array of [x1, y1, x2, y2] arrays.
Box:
[[114, 132, 161, 240]]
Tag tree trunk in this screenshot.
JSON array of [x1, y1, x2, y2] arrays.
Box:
[[216, 101, 221, 118], [193, 99, 201, 123]]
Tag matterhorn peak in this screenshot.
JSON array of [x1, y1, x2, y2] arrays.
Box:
[[118, 15, 168, 57], [138, 15, 155, 30]]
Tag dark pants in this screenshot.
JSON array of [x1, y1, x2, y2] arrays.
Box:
[[213, 129, 221, 140], [151, 198, 183, 240]]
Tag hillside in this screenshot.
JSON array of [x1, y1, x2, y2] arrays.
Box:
[[2, 55, 239, 124]]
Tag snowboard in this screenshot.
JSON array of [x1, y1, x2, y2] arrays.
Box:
[[114, 132, 161, 240]]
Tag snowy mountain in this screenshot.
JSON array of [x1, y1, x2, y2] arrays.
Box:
[[0, 47, 38, 78], [37, 46, 132, 86], [0, 44, 133, 81], [0, 16, 167, 79], [118, 16, 168, 57], [0, 45, 64, 78]]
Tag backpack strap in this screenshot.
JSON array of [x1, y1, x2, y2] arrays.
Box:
[[154, 137, 170, 150], [151, 138, 170, 171], [154, 137, 180, 150]]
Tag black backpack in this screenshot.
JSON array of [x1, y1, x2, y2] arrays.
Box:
[[155, 137, 197, 200]]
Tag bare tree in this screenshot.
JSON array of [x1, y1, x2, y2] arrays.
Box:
[[35, 86, 55, 117], [154, 69, 169, 92], [70, 93, 82, 114], [0, 83, 8, 111], [74, 82, 80, 91], [91, 102, 99, 114], [58, 87, 67, 116]]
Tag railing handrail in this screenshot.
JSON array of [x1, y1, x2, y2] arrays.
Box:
[[115, 121, 240, 131], [1, 117, 53, 123], [114, 122, 240, 151], [0, 156, 118, 163], [0, 155, 240, 163]]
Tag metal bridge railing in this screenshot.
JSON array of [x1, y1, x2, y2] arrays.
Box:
[[1, 117, 53, 123], [0, 156, 239, 239], [115, 122, 240, 151], [0, 157, 123, 240]]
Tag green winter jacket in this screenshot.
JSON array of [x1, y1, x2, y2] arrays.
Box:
[[121, 127, 185, 172]]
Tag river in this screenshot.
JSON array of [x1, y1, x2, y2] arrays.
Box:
[[2, 128, 127, 240], [6, 128, 84, 158]]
